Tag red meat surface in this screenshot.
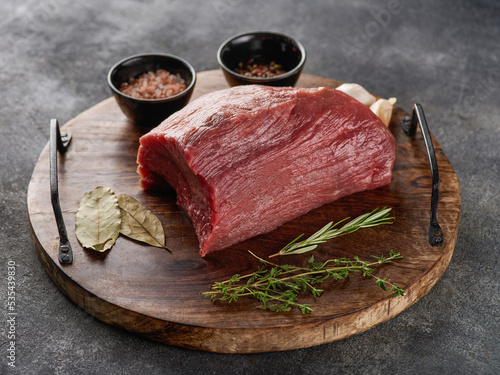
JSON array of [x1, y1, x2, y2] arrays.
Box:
[[137, 85, 395, 256]]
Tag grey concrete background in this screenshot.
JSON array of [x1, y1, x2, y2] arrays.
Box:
[[1, 0, 499, 374]]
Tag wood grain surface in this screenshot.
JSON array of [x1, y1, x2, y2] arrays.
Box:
[[27, 70, 461, 353]]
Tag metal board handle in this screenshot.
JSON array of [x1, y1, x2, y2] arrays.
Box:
[[49, 119, 74, 264], [401, 104, 443, 247]]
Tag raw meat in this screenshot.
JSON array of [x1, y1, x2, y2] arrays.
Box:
[[137, 85, 396, 256]]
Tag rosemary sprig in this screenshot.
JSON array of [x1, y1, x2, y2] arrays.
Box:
[[203, 250, 405, 314], [269, 207, 394, 257]]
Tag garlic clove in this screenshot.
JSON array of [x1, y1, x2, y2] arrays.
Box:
[[336, 83, 377, 107], [370, 97, 397, 127]]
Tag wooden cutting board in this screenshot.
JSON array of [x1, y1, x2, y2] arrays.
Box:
[[27, 70, 461, 353]]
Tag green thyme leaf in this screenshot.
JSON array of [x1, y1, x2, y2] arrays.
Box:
[[203, 250, 405, 314]]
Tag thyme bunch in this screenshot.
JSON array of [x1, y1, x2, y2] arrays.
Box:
[[203, 250, 405, 314]]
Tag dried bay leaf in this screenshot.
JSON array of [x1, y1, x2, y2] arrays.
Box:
[[117, 193, 168, 249], [75, 186, 121, 252]]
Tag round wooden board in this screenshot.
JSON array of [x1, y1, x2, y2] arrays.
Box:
[[28, 70, 461, 353]]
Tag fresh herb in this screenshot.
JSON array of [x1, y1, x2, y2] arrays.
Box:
[[269, 207, 394, 257], [203, 250, 405, 314]]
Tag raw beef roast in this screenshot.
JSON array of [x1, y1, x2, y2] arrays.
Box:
[[137, 85, 396, 256]]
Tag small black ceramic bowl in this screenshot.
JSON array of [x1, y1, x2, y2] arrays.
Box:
[[107, 53, 196, 127], [217, 31, 306, 87]]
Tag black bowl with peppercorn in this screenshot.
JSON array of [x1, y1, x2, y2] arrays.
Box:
[[107, 53, 196, 127], [217, 31, 306, 87]]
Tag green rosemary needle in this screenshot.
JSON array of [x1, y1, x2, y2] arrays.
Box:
[[203, 250, 405, 314], [269, 207, 394, 257]]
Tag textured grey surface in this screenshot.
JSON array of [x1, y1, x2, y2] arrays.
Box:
[[1, 0, 499, 374]]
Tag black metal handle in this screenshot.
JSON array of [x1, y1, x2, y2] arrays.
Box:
[[50, 119, 74, 264], [401, 104, 443, 247]]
